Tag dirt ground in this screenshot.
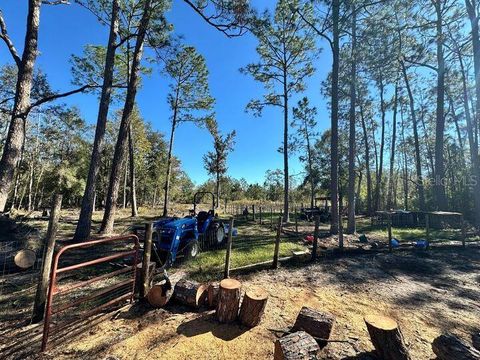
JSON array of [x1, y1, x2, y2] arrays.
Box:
[[3, 244, 478, 360]]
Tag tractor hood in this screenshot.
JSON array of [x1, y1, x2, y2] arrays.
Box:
[[153, 217, 197, 231]]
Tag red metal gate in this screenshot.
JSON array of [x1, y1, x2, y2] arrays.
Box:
[[41, 235, 139, 352]]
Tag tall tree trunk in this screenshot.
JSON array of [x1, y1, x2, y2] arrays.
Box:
[[401, 108, 409, 210], [100, 0, 153, 234], [283, 69, 290, 223], [347, 7, 357, 234], [305, 129, 315, 209], [374, 77, 386, 212], [465, 0, 480, 226], [128, 123, 138, 217], [0, 0, 41, 212], [401, 60, 426, 211], [123, 162, 127, 209], [330, 0, 340, 235], [360, 103, 372, 216], [434, 0, 448, 210], [387, 83, 399, 210], [163, 107, 178, 217], [74, 0, 119, 241], [216, 169, 220, 208]]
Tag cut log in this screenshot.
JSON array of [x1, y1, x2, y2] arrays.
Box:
[[364, 314, 411, 360], [216, 278, 241, 323], [147, 281, 173, 308], [207, 282, 220, 309], [0, 249, 36, 272], [432, 333, 480, 360], [292, 306, 335, 346], [472, 333, 480, 352], [173, 278, 207, 308], [274, 331, 320, 360], [239, 286, 268, 327]]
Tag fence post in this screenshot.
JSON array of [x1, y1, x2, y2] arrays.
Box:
[[311, 215, 320, 261], [270, 207, 273, 229], [32, 194, 62, 323], [224, 217, 234, 278], [272, 217, 282, 269], [140, 222, 153, 298], [461, 214, 466, 247], [252, 204, 256, 222], [295, 207, 298, 234], [425, 213, 430, 240], [388, 213, 392, 253], [339, 216, 344, 250]]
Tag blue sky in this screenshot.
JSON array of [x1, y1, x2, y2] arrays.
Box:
[[0, 0, 331, 185]]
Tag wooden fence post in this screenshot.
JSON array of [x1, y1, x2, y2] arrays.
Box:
[[32, 194, 62, 323], [259, 206, 263, 225], [461, 214, 466, 247], [224, 217, 234, 278], [272, 217, 282, 269], [252, 204, 256, 222], [425, 213, 430, 240], [270, 207, 273, 229], [295, 207, 298, 234], [311, 215, 320, 261], [388, 214, 392, 253], [141, 222, 153, 298], [339, 216, 344, 250]]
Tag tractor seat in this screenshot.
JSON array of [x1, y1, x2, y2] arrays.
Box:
[[197, 211, 209, 229]]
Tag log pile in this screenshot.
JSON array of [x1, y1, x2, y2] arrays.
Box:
[[432, 333, 480, 360], [173, 278, 208, 309], [364, 314, 411, 360], [239, 286, 268, 327], [274, 331, 319, 360]]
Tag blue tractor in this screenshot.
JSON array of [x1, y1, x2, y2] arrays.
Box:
[[151, 192, 226, 268]]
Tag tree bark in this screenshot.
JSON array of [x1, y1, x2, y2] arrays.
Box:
[[360, 103, 372, 215], [292, 306, 335, 345], [387, 83, 399, 210], [100, 0, 153, 234], [74, 0, 119, 241], [347, 6, 357, 234], [364, 314, 411, 360], [465, 0, 480, 227], [238, 286, 268, 327], [330, 0, 340, 234], [283, 69, 290, 223], [216, 278, 241, 323], [374, 76, 386, 212], [274, 331, 319, 360], [128, 123, 138, 217], [0, 0, 41, 212], [432, 333, 480, 360], [162, 113, 176, 217], [434, 0, 448, 210], [401, 60, 426, 210], [173, 278, 207, 308]]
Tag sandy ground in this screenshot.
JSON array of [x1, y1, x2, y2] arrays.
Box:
[[3, 244, 477, 360]]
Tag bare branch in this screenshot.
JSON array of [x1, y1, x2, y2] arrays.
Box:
[[41, 0, 70, 5], [26, 84, 96, 114], [0, 11, 21, 67]]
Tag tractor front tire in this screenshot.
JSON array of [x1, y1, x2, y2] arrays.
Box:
[[185, 240, 200, 260], [215, 224, 226, 246]]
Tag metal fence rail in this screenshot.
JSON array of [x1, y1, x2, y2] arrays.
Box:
[[41, 235, 139, 352]]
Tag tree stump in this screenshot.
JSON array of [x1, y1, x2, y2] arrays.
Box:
[[292, 306, 335, 346], [173, 279, 208, 308], [432, 333, 480, 360], [147, 281, 172, 308], [472, 333, 480, 352], [239, 286, 268, 327], [207, 282, 220, 308], [364, 315, 411, 360], [274, 331, 319, 360], [135, 261, 156, 294], [216, 278, 241, 323]]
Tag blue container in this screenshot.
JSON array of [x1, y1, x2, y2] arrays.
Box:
[[415, 239, 429, 249], [391, 238, 400, 248]]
